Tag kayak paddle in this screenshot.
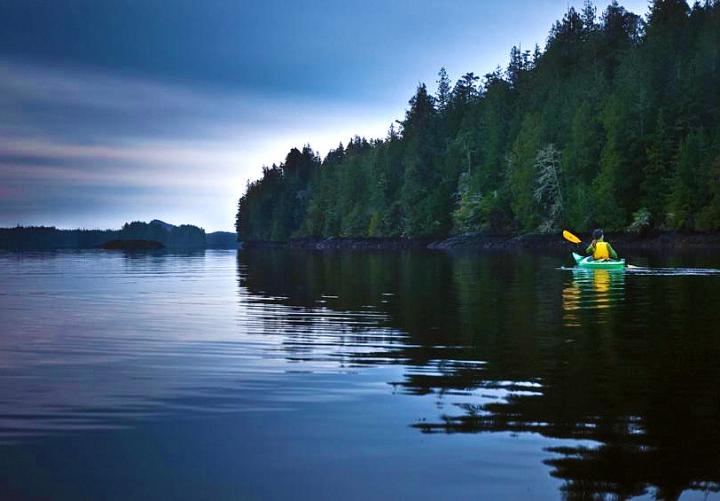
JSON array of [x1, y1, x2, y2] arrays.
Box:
[[562, 230, 582, 245]]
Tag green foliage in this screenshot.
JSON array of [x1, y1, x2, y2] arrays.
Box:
[[667, 130, 709, 229], [237, 1, 720, 240], [591, 96, 628, 230], [696, 149, 720, 230], [508, 114, 542, 231], [627, 207, 652, 233], [533, 144, 564, 233], [452, 172, 483, 233], [236, 146, 320, 241], [641, 111, 672, 226]]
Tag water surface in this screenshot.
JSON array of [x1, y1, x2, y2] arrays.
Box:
[[1, 249, 719, 500]]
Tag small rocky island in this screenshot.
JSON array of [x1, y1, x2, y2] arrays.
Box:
[[101, 239, 164, 250]]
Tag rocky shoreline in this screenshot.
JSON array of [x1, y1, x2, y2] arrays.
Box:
[[430, 231, 720, 251], [242, 231, 720, 252]]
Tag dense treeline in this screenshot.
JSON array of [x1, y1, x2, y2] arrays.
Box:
[[236, 0, 720, 241], [118, 221, 206, 248], [0, 220, 206, 249]]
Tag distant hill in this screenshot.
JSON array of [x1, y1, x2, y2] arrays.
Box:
[[149, 219, 175, 231], [0, 220, 241, 250], [207, 231, 239, 248], [1, 220, 205, 250]]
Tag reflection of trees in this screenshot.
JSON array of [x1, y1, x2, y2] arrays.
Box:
[[237, 249, 720, 499], [237, 249, 464, 367]]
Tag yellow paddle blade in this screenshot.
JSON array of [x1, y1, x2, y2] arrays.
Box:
[[562, 230, 582, 244]]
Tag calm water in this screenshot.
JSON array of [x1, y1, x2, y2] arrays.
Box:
[[1, 249, 720, 500]]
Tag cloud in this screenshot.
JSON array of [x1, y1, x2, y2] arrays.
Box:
[[0, 60, 399, 231]]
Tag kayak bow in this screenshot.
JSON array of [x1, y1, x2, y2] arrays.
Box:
[[572, 252, 625, 270]]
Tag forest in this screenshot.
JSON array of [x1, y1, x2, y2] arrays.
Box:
[[236, 0, 720, 241]]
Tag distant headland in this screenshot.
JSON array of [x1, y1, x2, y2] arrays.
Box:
[[0, 220, 238, 250]]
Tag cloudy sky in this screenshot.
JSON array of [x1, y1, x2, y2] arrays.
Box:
[[0, 0, 650, 231]]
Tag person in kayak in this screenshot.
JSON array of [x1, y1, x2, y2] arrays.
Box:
[[586, 229, 618, 261]]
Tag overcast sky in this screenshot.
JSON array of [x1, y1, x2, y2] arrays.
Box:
[[0, 0, 651, 231]]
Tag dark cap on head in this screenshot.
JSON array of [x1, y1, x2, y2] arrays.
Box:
[[593, 229, 604, 240]]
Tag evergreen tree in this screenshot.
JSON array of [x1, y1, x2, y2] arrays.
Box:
[[508, 114, 542, 231], [580, 0, 598, 34], [435, 67, 451, 111], [592, 96, 627, 229], [696, 152, 720, 230], [641, 111, 672, 226], [563, 101, 602, 229], [534, 144, 564, 233], [667, 129, 708, 229], [400, 84, 442, 236]]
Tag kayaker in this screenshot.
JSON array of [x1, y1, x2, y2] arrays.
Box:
[[586, 229, 618, 261]]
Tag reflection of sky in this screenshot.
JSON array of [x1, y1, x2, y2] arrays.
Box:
[[0, 250, 404, 441], [0, 250, 559, 445], [0, 0, 650, 231]]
